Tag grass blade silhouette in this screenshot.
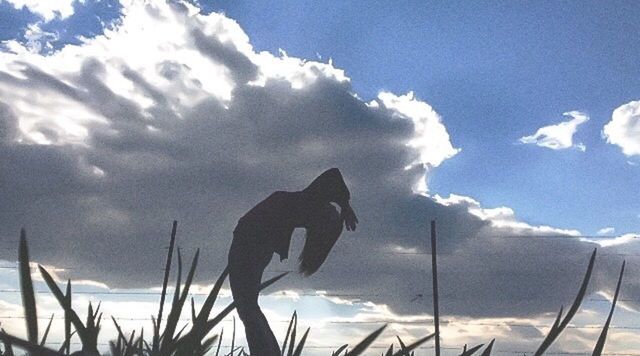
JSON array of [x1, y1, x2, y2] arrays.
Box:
[[39, 314, 54, 346], [460, 343, 484, 356], [161, 247, 200, 354], [592, 260, 625, 356], [193, 272, 289, 340], [287, 312, 297, 356], [396, 335, 407, 354], [57, 331, 76, 354], [18, 229, 38, 346], [0, 331, 58, 356], [64, 281, 71, 356], [215, 328, 224, 356], [345, 324, 387, 356], [38, 264, 95, 352], [333, 344, 348, 355], [292, 327, 310, 356], [391, 334, 435, 356], [231, 317, 236, 356], [534, 249, 597, 356], [479, 339, 495, 356], [112, 316, 132, 350], [176, 266, 230, 355], [281, 311, 296, 355], [199, 334, 219, 355], [163, 245, 183, 348], [155, 220, 178, 353]]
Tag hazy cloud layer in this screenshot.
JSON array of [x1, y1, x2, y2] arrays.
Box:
[[519, 111, 589, 151], [603, 100, 640, 157], [0, 1, 636, 320]]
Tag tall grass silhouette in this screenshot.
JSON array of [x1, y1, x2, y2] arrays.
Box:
[[0, 222, 626, 355]]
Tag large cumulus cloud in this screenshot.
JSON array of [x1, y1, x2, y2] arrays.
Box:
[[0, 0, 635, 321]]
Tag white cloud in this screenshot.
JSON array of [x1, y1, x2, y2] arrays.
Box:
[[519, 111, 589, 151], [4, 0, 77, 22], [376, 91, 461, 169], [433, 193, 581, 236], [581, 233, 639, 247], [597, 227, 615, 235], [603, 100, 640, 157], [0, 0, 461, 300], [0, 0, 636, 331]]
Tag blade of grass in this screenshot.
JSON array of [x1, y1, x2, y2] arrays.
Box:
[[592, 260, 625, 356], [286, 312, 297, 356], [162, 248, 200, 354], [332, 344, 348, 356], [460, 343, 484, 356], [215, 328, 224, 356], [64, 281, 71, 356], [292, 327, 310, 356], [0, 331, 59, 356], [195, 266, 230, 327], [39, 314, 54, 346], [200, 334, 219, 356], [281, 311, 296, 355], [534, 249, 597, 356], [156, 220, 178, 353], [112, 316, 132, 350], [345, 324, 387, 356], [391, 334, 435, 356], [176, 267, 230, 355], [18, 229, 38, 345], [57, 331, 76, 354], [385, 345, 393, 356], [178, 272, 289, 346], [160, 247, 183, 352], [230, 317, 236, 356], [480, 339, 495, 356], [37, 265, 90, 347], [396, 336, 407, 355]]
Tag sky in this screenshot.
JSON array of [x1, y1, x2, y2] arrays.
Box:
[[0, 0, 639, 354]]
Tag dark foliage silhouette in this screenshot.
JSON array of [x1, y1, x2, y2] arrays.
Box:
[[0, 180, 625, 355], [0, 225, 435, 356]]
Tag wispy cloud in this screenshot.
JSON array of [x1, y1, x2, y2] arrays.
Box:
[[581, 233, 639, 247], [597, 227, 615, 235], [519, 111, 589, 151]]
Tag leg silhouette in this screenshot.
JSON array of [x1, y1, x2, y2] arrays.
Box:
[[229, 235, 280, 356]]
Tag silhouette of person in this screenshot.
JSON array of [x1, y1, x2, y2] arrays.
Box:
[[228, 168, 358, 355]]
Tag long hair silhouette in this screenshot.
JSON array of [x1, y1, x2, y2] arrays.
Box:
[[227, 168, 358, 355]]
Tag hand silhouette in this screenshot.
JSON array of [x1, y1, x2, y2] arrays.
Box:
[[341, 204, 358, 231]]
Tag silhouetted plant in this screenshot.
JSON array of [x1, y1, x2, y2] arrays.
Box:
[[534, 249, 597, 356], [592, 260, 625, 355], [0, 227, 622, 356]]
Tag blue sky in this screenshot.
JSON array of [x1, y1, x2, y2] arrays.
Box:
[[199, 1, 640, 235], [1, 0, 638, 234], [1, 1, 639, 353]]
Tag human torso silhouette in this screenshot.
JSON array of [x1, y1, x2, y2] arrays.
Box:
[[233, 190, 311, 261], [227, 168, 357, 355]]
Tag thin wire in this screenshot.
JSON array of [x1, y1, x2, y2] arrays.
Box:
[[0, 289, 432, 299], [3, 314, 640, 331], [25, 340, 640, 355], [0, 288, 635, 304]]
